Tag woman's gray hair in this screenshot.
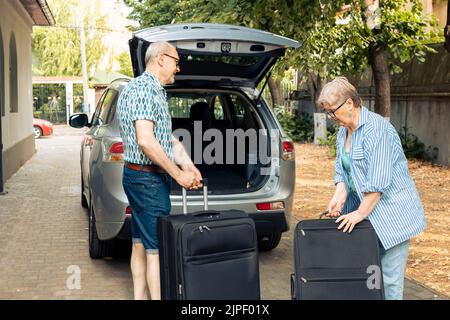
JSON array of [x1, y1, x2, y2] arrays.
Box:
[[317, 76, 361, 108], [144, 41, 176, 66]]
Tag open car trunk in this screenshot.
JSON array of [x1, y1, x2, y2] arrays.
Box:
[[129, 23, 300, 87], [167, 88, 270, 195]]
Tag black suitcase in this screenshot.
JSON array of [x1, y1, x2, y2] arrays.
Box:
[[158, 179, 260, 300], [291, 212, 384, 300]]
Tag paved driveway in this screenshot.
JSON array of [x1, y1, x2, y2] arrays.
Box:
[[0, 125, 445, 300]]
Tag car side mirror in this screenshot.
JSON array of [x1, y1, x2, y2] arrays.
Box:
[[69, 113, 90, 128]]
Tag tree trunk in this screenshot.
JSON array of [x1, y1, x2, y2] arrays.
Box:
[[369, 43, 391, 118], [268, 77, 283, 108], [307, 73, 324, 112]]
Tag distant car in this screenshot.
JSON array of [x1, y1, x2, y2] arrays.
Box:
[[69, 23, 298, 258], [33, 118, 53, 138]]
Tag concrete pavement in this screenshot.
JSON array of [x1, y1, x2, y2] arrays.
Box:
[[0, 125, 447, 300]]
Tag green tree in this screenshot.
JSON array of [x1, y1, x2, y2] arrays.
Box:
[[32, 0, 107, 76], [123, 0, 182, 29], [124, 0, 441, 117], [118, 51, 134, 77]]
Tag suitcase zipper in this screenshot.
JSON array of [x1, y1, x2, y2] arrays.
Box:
[[300, 276, 370, 283], [199, 225, 211, 233]]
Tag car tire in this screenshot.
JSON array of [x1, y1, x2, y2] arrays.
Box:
[[81, 174, 88, 208], [33, 126, 42, 139], [89, 202, 115, 259], [258, 232, 282, 252]]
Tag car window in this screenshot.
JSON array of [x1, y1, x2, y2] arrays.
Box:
[[98, 89, 118, 125], [230, 95, 246, 128], [105, 91, 119, 124], [167, 96, 207, 118], [91, 89, 118, 126], [212, 97, 225, 120], [90, 91, 107, 125]]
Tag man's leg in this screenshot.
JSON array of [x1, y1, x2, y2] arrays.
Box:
[[130, 242, 149, 300], [146, 252, 161, 300]]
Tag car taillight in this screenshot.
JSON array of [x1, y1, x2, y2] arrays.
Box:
[[104, 141, 124, 162], [125, 206, 132, 215], [281, 138, 295, 161], [256, 201, 285, 211], [110, 142, 124, 154]]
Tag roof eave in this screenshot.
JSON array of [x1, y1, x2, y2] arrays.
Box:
[[20, 0, 56, 26]]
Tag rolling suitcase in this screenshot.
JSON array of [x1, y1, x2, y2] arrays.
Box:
[[158, 178, 260, 300], [291, 212, 384, 300]]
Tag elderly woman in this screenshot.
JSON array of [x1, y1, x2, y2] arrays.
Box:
[[317, 77, 426, 300]]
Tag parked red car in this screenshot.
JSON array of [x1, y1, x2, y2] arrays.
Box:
[[33, 118, 53, 138]]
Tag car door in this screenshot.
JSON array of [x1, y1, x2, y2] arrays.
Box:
[[83, 89, 117, 197], [129, 23, 300, 86], [81, 92, 104, 201]]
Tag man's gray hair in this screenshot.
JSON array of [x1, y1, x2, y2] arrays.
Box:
[[144, 41, 176, 66], [317, 76, 361, 108]]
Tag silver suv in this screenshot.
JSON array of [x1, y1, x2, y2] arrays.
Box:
[[69, 23, 299, 258]]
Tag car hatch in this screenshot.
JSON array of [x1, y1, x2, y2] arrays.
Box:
[[129, 23, 300, 87]]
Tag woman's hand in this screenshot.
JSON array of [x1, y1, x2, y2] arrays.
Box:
[[335, 210, 365, 233], [327, 183, 348, 217]]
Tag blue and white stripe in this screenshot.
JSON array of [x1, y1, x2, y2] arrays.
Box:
[[334, 106, 427, 250]]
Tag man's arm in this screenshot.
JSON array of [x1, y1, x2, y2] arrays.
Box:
[[135, 120, 195, 189], [172, 135, 203, 186]]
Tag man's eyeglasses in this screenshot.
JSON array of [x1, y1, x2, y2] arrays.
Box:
[[325, 98, 348, 118], [163, 53, 180, 67]]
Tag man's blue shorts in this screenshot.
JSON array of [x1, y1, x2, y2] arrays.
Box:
[[122, 166, 172, 254]]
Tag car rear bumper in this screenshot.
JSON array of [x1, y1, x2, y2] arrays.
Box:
[[116, 210, 288, 240], [42, 126, 53, 136]]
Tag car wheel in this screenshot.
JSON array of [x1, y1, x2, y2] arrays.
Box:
[[33, 126, 42, 139], [81, 174, 88, 208], [258, 232, 282, 252], [88, 202, 115, 259]]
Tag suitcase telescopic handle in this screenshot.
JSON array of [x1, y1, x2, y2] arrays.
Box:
[[182, 178, 208, 214], [319, 210, 329, 219]]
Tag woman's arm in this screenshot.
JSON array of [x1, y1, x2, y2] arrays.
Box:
[[335, 192, 381, 233]]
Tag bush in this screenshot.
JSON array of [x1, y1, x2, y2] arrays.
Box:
[[274, 105, 314, 143], [399, 127, 438, 161], [319, 126, 438, 162]]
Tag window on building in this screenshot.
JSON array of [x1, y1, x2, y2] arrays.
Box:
[[9, 33, 18, 113]]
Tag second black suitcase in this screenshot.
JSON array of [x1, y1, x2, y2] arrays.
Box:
[[158, 179, 260, 300], [291, 213, 384, 300]]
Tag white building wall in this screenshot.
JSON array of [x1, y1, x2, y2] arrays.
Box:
[[1, 0, 34, 151]]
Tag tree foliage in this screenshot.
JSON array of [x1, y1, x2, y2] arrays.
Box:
[[123, 0, 443, 115], [32, 0, 108, 76], [117, 51, 134, 77]]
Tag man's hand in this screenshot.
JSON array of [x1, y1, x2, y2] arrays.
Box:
[[335, 210, 365, 233], [181, 164, 203, 189], [175, 170, 197, 190]]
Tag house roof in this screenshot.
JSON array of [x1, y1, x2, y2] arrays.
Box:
[[91, 70, 130, 86], [20, 0, 55, 26]]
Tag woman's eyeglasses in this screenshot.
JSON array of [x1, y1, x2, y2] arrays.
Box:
[[325, 99, 348, 118]]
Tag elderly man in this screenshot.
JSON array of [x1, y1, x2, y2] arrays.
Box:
[[117, 41, 202, 300]]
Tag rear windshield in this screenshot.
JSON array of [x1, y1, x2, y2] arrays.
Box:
[[167, 91, 261, 130], [181, 54, 259, 66]]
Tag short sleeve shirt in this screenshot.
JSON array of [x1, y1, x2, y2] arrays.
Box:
[[117, 71, 173, 164]]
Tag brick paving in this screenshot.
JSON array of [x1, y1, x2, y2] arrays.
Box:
[[0, 125, 447, 300]]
